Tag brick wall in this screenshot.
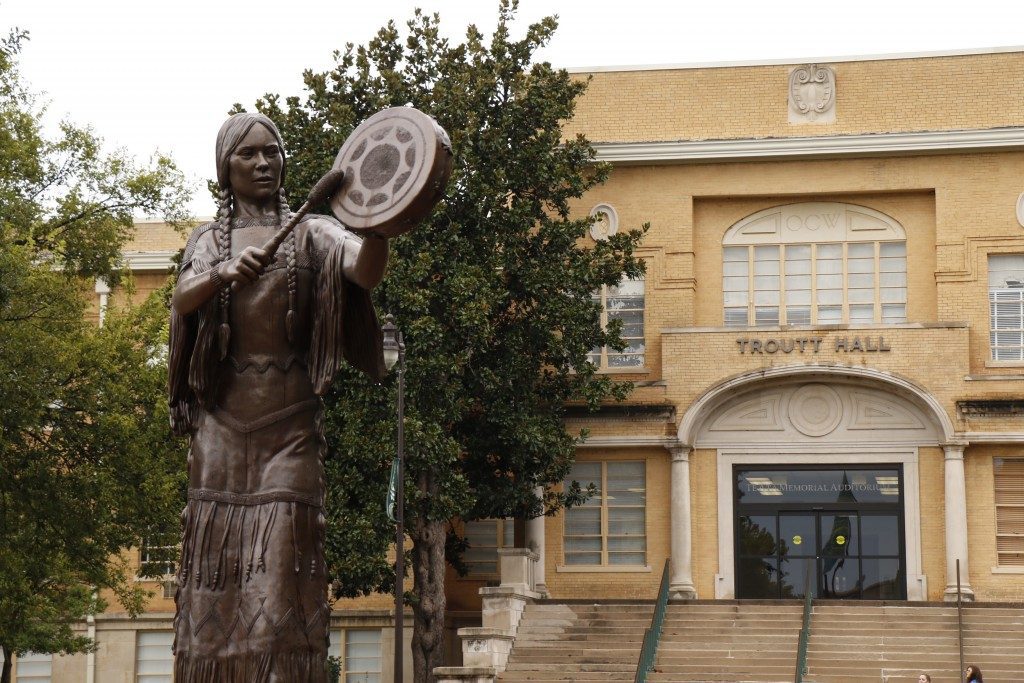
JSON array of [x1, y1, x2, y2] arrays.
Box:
[[566, 51, 1024, 143]]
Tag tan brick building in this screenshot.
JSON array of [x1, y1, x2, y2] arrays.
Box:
[[542, 47, 1024, 609], [9, 47, 1024, 682]]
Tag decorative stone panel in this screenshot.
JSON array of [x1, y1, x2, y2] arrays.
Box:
[[697, 379, 939, 447], [788, 64, 836, 124]]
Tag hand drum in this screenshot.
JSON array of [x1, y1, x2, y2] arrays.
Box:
[[330, 107, 453, 237]]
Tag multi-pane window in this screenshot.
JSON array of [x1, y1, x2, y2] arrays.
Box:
[[139, 531, 178, 578], [724, 242, 907, 327], [463, 519, 515, 576], [989, 255, 1024, 361], [589, 278, 645, 369], [329, 629, 382, 683], [136, 631, 173, 683], [563, 461, 646, 566], [995, 458, 1024, 566], [14, 652, 51, 682]]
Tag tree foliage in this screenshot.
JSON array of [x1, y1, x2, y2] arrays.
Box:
[[0, 28, 189, 682], [251, 2, 646, 678]]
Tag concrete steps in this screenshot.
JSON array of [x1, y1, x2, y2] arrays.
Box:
[[649, 603, 802, 683], [498, 603, 651, 682], [801, 604, 1024, 683], [498, 601, 1024, 683]]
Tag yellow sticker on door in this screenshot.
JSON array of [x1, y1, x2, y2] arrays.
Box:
[[792, 535, 802, 545], [836, 535, 846, 545]]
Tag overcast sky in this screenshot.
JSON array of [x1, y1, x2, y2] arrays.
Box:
[[4, 0, 1024, 216]]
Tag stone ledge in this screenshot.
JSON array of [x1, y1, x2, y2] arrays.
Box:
[[479, 586, 541, 601], [434, 666, 497, 683], [458, 627, 514, 640], [497, 547, 538, 559]]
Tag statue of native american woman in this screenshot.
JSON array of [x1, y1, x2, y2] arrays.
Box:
[[167, 107, 451, 681]]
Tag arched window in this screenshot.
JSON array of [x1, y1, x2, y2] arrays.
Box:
[[723, 202, 907, 327]]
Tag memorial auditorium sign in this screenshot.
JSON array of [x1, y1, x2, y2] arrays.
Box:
[[736, 336, 892, 354]]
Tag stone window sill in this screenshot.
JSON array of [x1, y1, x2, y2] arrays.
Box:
[[556, 565, 651, 573], [596, 367, 651, 375], [990, 566, 1024, 574], [985, 360, 1024, 370]]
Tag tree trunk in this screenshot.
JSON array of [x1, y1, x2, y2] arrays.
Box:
[[410, 512, 447, 683], [1, 644, 12, 683]]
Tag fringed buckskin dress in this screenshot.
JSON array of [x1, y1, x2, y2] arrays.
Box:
[[167, 213, 383, 682]]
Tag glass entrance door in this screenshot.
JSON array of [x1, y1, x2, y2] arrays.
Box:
[[779, 511, 858, 598], [735, 467, 905, 599]]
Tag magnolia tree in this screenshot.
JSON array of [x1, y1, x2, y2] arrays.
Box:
[[0, 29, 190, 683], [251, 2, 647, 678]]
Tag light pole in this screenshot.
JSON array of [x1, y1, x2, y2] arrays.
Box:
[[381, 315, 405, 683]]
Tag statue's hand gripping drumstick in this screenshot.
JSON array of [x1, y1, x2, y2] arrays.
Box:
[[231, 168, 347, 292]]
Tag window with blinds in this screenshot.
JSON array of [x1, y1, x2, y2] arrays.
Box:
[[329, 629, 382, 683], [989, 255, 1024, 362], [344, 630, 381, 683], [136, 631, 173, 683], [723, 241, 907, 327], [463, 519, 515, 576], [14, 652, 52, 683], [589, 278, 645, 369], [995, 457, 1024, 566], [563, 461, 646, 566]]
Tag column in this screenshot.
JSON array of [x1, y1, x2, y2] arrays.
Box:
[[525, 486, 548, 596], [943, 443, 974, 601], [669, 445, 697, 599]]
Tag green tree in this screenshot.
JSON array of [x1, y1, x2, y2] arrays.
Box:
[[252, 2, 646, 678], [0, 29, 190, 683]]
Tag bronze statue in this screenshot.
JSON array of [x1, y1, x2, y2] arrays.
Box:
[[167, 109, 449, 682]]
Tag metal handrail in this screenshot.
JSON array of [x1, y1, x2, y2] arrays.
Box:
[[794, 558, 814, 683], [634, 558, 672, 683]]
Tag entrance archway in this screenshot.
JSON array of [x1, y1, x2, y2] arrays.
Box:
[[677, 365, 952, 601]]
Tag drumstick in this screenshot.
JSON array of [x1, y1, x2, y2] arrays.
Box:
[[262, 168, 346, 259], [232, 168, 346, 292]]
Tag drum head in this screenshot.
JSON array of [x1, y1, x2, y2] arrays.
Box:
[[330, 107, 452, 236]]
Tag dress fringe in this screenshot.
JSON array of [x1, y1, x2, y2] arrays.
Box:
[[174, 650, 328, 683], [178, 499, 326, 589], [309, 237, 385, 392]]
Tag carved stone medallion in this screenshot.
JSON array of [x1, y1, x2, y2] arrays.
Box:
[[788, 64, 836, 124], [589, 204, 619, 241], [788, 384, 842, 437]]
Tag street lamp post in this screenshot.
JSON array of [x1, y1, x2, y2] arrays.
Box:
[[382, 315, 405, 683]]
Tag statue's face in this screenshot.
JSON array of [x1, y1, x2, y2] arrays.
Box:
[[228, 123, 283, 204]]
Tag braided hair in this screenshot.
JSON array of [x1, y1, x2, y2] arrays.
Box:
[[215, 188, 233, 359], [278, 187, 298, 343]]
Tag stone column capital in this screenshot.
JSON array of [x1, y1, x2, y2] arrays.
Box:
[[942, 442, 967, 459], [668, 444, 693, 462]]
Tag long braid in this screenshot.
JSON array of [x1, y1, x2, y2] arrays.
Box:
[[216, 189, 233, 359], [279, 187, 298, 343]]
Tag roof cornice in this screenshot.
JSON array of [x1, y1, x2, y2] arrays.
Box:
[[568, 45, 1024, 73], [591, 128, 1024, 164]]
